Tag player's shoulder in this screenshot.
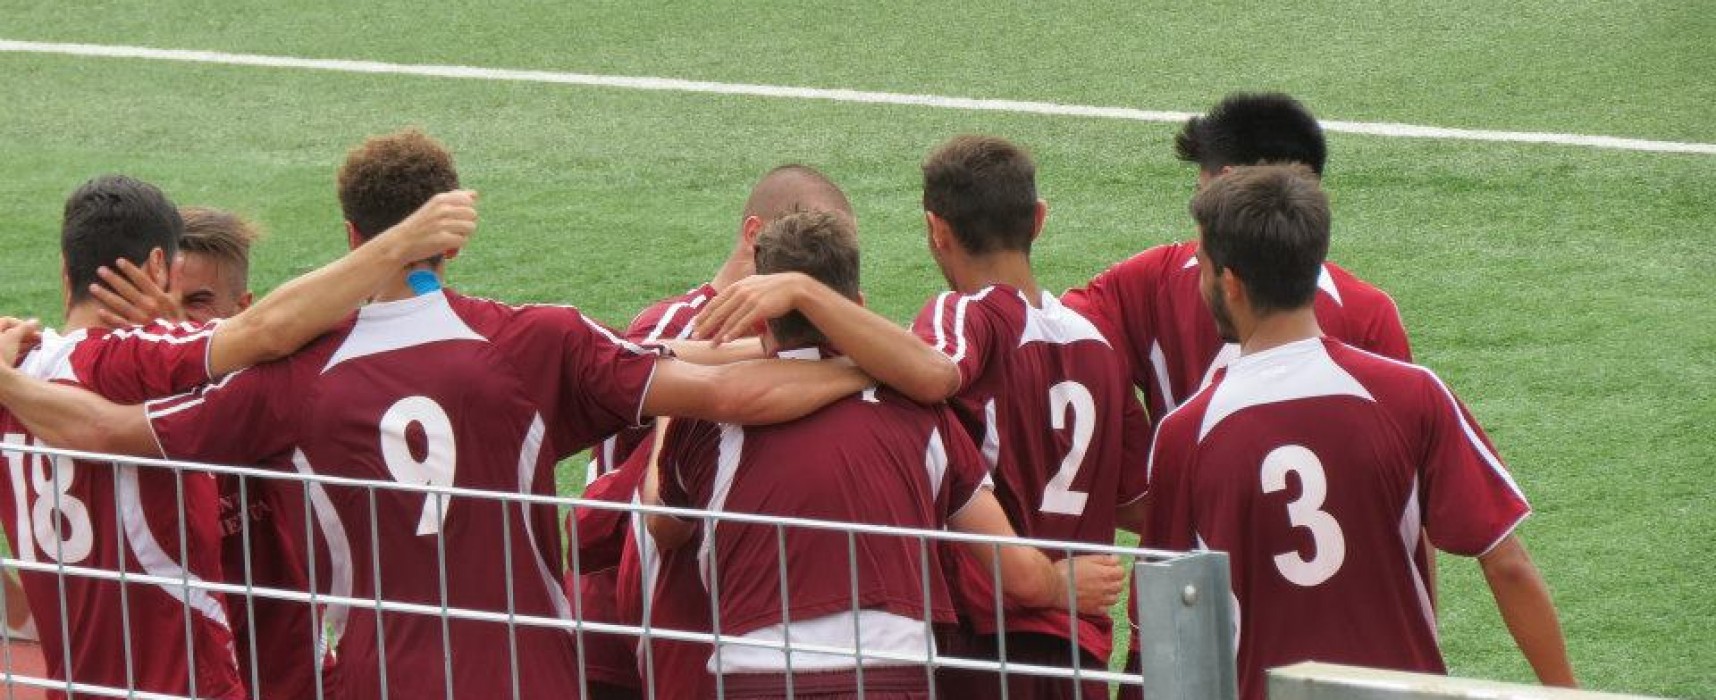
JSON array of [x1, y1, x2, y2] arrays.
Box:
[[1321, 261, 1403, 314], [1103, 240, 1199, 282], [1324, 340, 1444, 403], [624, 283, 717, 337]]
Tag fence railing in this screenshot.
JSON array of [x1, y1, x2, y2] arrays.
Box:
[[1268, 663, 1667, 700], [0, 442, 1238, 700]]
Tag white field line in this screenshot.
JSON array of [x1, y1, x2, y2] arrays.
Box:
[[4, 39, 1714, 156]]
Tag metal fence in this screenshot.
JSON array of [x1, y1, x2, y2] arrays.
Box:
[[1268, 663, 1667, 700], [0, 442, 1237, 700]]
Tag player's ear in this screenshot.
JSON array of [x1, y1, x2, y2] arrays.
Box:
[[146, 248, 170, 290], [1030, 199, 1048, 242], [740, 215, 766, 246], [1220, 267, 1247, 306], [60, 259, 72, 308], [237, 290, 254, 312], [345, 221, 363, 251], [925, 212, 953, 252]]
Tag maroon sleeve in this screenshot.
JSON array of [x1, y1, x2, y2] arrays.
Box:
[[1363, 293, 1413, 363], [78, 321, 218, 402], [1140, 406, 1200, 551], [622, 285, 715, 343], [910, 289, 1019, 393], [145, 359, 298, 467], [1414, 371, 1531, 557], [933, 409, 991, 521], [657, 418, 721, 512], [1063, 248, 1173, 387], [1116, 390, 1151, 506], [571, 432, 657, 570], [555, 312, 661, 446]]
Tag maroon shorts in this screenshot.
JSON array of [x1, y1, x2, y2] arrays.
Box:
[[720, 665, 929, 700], [934, 630, 1107, 700], [568, 568, 643, 692]]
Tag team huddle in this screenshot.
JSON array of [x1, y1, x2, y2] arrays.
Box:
[[0, 93, 1575, 699]]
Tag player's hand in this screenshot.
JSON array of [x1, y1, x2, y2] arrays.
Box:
[[0, 318, 42, 369], [1057, 554, 1125, 615], [91, 255, 186, 327], [378, 190, 479, 263], [690, 272, 811, 346]]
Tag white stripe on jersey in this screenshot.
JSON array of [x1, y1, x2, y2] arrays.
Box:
[[515, 415, 574, 624], [929, 291, 954, 355], [293, 449, 354, 645], [696, 425, 745, 590], [117, 464, 232, 631], [924, 427, 949, 502], [109, 324, 215, 345], [1397, 479, 1437, 643], [1147, 339, 1175, 413], [644, 292, 711, 343]]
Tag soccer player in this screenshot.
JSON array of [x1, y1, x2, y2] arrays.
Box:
[[0, 173, 476, 699], [573, 164, 855, 700], [1058, 93, 1418, 688], [88, 206, 262, 327], [0, 130, 873, 699], [1144, 164, 1575, 699], [650, 210, 1124, 698], [694, 135, 1148, 699]]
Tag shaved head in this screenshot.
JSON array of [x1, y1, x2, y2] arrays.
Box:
[[741, 164, 852, 223]]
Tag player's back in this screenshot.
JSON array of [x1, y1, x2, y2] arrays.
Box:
[[1062, 240, 1411, 424], [258, 290, 655, 698], [1151, 338, 1475, 699], [914, 286, 1139, 662], [0, 327, 243, 699]]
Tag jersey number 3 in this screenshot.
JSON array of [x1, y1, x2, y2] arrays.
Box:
[[379, 397, 457, 536], [1261, 445, 1346, 587]]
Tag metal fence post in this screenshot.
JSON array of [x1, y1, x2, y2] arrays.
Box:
[[1134, 550, 1238, 700]]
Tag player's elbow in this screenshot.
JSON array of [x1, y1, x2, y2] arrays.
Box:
[[895, 359, 960, 405], [1478, 536, 1542, 588]]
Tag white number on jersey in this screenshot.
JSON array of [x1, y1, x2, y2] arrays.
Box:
[[4, 434, 93, 563], [379, 397, 457, 536], [1039, 381, 1095, 516], [1260, 444, 1346, 586]]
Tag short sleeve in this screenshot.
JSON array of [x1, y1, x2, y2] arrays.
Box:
[[79, 321, 219, 402], [623, 285, 715, 343], [932, 410, 992, 521], [558, 313, 662, 444], [657, 418, 721, 512], [910, 289, 1018, 393], [145, 358, 297, 467], [1140, 409, 1200, 551], [1364, 294, 1413, 364], [1116, 391, 1152, 506], [1416, 372, 1531, 557]]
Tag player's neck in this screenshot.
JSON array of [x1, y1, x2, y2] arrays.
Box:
[[1238, 307, 1322, 356], [61, 302, 107, 333], [950, 252, 1042, 304], [373, 272, 431, 303], [709, 253, 754, 293]]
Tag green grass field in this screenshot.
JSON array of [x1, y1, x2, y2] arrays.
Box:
[[1, 1, 1712, 696]]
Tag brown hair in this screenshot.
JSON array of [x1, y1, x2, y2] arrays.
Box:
[[179, 207, 262, 291], [753, 211, 860, 346], [1189, 164, 1330, 313], [921, 135, 1037, 255], [336, 128, 459, 240]]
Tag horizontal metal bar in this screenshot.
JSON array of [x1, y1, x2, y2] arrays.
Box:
[[1268, 663, 1662, 700]]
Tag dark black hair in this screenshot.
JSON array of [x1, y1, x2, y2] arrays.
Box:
[[1175, 93, 1327, 176], [61, 175, 182, 304]]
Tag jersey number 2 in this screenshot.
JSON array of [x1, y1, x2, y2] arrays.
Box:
[[1039, 381, 1095, 516], [1261, 445, 1346, 587], [379, 397, 457, 536], [3, 435, 93, 564]]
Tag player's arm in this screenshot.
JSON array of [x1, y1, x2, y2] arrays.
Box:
[[640, 355, 870, 425], [1478, 535, 1576, 687], [0, 363, 157, 458], [948, 489, 1123, 615], [656, 337, 765, 365], [204, 191, 478, 376], [690, 272, 959, 403]]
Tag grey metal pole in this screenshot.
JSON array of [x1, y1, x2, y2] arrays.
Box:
[[1133, 550, 1238, 700]]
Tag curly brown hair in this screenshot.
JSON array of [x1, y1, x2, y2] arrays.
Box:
[[336, 128, 459, 240]]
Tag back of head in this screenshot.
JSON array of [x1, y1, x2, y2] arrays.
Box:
[[753, 211, 860, 347], [921, 135, 1038, 255], [61, 174, 183, 304], [741, 164, 853, 224], [1175, 93, 1327, 176], [180, 207, 263, 293], [337, 128, 459, 240], [1190, 164, 1330, 313]]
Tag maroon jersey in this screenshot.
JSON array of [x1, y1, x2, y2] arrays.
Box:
[[145, 290, 659, 699], [1145, 338, 1530, 700], [0, 323, 244, 699], [911, 286, 1145, 662], [1063, 240, 1411, 425], [588, 283, 717, 478], [659, 348, 989, 676]]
